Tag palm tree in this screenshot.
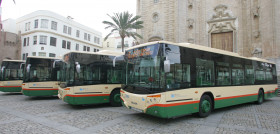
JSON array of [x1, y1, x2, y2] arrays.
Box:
[[103, 11, 143, 52]]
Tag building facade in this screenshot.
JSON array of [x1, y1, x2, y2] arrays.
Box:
[[137, 0, 280, 62], [16, 10, 102, 60], [0, 17, 21, 63], [103, 31, 137, 52]]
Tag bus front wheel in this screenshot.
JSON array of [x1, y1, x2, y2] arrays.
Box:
[[110, 89, 122, 107], [198, 95, 212, 118], [256, 90, 264, 105]]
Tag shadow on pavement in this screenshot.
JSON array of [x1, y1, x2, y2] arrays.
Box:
[[24, 96, 59, 101], [1, 92, 23, 95]]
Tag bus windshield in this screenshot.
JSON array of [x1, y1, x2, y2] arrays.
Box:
[[24, 58, 60, 82], [0, 61, 24, 81], [124, 44, 165, 94], [60, 53, 124, 87]]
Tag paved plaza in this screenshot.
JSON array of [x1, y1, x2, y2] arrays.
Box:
[[0, 92, 279, 134]]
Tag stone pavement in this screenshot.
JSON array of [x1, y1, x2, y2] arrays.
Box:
[[0, 92, 279, 134]]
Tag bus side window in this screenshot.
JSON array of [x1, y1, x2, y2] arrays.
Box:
[[245, 65, 254, 84], [265, 68, 273, 81], [216, 62, 230, 86], [256, 69, 265, 80], [196, 58, 215, 87], [231, 64, 244, 85]]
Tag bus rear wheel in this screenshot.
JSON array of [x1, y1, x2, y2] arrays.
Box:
[[256, 90, 264, 105], [110, 89, 122, 107], [198, 95, 212, 118]]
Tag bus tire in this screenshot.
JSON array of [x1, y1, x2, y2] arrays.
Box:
[[198, 95, 212, 118], [110, 89, 122, 107], [256, 90, 264, 105]]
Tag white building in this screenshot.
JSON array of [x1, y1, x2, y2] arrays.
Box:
[[16, 10, 102, 60], [103, 31, 137, 52]]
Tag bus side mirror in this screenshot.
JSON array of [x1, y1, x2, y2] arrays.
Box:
[[113, 57, 117, 67], [75, 62, 81, 73], [26, 64, 31, 73], [53, 60, 61, 68], [164, 60, 170, 73], [1, 66, 5, 73], [20, 63, 25, 69]]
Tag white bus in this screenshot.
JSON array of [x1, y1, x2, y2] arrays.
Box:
[[0, 60, 25, 92], [121, 41, 278, 118], [58, 51, 124, 106], [22, 56, 62, 96]]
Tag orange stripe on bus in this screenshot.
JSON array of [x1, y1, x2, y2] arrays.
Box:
[[65, 94, 110, 97], [22, 88, 58, 91], [0, 86, 21, 88], [215, 93, 258, 101], [147, 100, 200, 108]]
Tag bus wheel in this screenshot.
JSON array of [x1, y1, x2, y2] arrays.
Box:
[[256, 90, 264, 105], [198, 95, 212, 118], [110, 89, 122, 107]]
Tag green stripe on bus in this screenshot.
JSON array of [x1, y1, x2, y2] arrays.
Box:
[[0, 87, 22, 92], [63, 96, 110, 105], [146, 103, 199, 118], [145, 92, 279, 118], [22, 90, 58, 96]]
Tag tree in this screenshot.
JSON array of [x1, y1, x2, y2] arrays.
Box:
[[103, 11, 143, 52]]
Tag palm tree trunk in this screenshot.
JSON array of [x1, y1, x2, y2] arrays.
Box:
[[121, 37, 124, 52]]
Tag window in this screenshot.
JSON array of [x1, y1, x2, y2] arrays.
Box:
[[97, 49, 99, 52], [94, 37, 100, 44], [51, 21, 57, 30], [88, 34, 91, 41], [39, 36, 47, 45], [34, 19, 38, 28], [265, 68, 273, 80], [107, 42, 109, 47], [196, 58, 215, 86], [62, 40, 66, 48], [23, 38, 26, 46], [26, 53, 28, 58], [256, 69, 265, 80], [68, 27, 72, 35], [33, 36, 37, 45], [67, 41, 71, 50], [27, 37, 29, 46], [76, 44, 79, 51], [245, 65, 254, 84], [84, 33, 87, 40], [83, 46, 86, 51], [41, 47, 44, 50], [232, 64, 244, 85], [38, 52, 46, 57], [94, 48, 96, 52], [76, 30, 80, 37], [63, 25, 67, 33], [49, 53, 56, 57], [32, 52, 36, 56], [50, 37, 57, 46], [154, 0, 159, 3], [41, 19, 48, 28], [22, 54, 26, 60], [25, 22, 30, 31], [87, 47, 90, 52], [216, 62, 230, 86]]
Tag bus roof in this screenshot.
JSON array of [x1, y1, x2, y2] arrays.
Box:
[[127, 41, 274, 64], [26, 56, 62, 60], [63, 50, 124, 57], [2, 59, 25, 63]]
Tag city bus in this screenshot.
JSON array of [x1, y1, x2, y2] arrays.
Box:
[[121, 41, 278, 118], [0, 60, 25, 92], [58, 50, 124, 106], [22, 56, 62, 96]]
